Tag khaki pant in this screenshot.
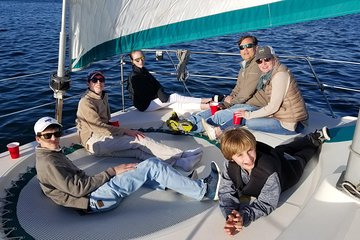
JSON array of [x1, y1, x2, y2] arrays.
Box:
[[86, 134, 183, 163]]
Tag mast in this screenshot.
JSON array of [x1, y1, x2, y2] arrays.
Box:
[[50, 0, 71, 124]]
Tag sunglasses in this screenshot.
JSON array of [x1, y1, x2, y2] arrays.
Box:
[[239, 43, 255, 50], [37, 131, 62, 139], [256, 58, 272, 64], [90, 77, 105, 83], [134, 56, 145, 62]]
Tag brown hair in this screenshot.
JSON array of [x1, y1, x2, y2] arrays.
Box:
[[219, 128, 256, 160], [237, 35, 258, 46], [129, 50, 143, 60]]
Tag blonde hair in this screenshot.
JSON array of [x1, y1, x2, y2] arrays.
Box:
[[220, 128, 256, 160]]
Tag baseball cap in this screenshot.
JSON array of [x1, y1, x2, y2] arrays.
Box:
[[34, 117, 62, 134], [255, 46, 275, 61], [87, 71, 105, 82]]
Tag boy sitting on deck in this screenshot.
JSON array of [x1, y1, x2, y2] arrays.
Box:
[[218, 127, 330, 236], [34, 116, 221, 213]]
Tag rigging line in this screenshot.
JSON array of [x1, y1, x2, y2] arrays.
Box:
[[0, 94, 79, 119], [322, 84, 360, 93], [0, 83, 121, 119], [0, 71, 52, 83], [307, 57, 360, 65], [0, 102, 54, 118]]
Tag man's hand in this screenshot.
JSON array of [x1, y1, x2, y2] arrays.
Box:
[[224, 210, 244, 236], [113, 163, 138, 175], [124, 129, 145, 140]]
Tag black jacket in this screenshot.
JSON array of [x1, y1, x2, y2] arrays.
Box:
[[128, 65, 169, 111]]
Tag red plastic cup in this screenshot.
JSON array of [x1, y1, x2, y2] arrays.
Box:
[[210, 102, 219, 115], [110, 121, 120, 127], [7, 142, 20, 159], [233, 113, 242, 125]]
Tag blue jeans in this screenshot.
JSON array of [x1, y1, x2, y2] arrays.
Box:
[[217, 104, 303, 135], [187, 104, 255, 133], [187, 109, 212, 133], [89, 158, 206, 212], [210, 104, 257, 127]]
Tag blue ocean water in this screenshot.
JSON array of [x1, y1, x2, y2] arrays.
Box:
[[0, 0, 359, 152]]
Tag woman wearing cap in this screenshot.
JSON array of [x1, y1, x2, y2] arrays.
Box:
[[128, 50, 211, 112], [76, 71, 203, 172], [202, 46, 308, 139]]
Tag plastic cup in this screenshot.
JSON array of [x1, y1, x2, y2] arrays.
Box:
[[110, 121, 120, 127], [233, 113, 242, 125], [210, 102, 219, 115], [7, 142, 20, 159]]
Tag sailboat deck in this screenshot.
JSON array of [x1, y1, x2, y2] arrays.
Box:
[[0, 108, 359, 239]]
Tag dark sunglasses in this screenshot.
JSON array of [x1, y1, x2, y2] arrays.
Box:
[[134, 56, 145, 62], [37, 131, 62, 139], [256, 58, 272, 64], [90, 77, 105, 83], [239, 43, 255, 50]]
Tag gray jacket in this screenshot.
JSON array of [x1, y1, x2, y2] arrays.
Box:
[[35, 146, 114, 210], [218, 161, 281, 226]]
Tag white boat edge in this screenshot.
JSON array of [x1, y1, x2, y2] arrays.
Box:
[[1, 107, 360, 239]]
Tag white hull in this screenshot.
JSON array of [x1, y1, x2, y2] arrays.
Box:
[[1, 108, 359, 239]]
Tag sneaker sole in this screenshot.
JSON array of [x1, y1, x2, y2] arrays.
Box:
[[211, 161, 221, 201], [201, 118, 216, 140], [322, 126, 331, 141]]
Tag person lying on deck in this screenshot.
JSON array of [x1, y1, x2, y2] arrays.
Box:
[[34, 116, 221, 213], [127, 50, 211, 112], [76, 71, 202, 172], [218, 127, 330, 236]]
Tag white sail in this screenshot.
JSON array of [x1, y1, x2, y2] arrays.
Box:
[[69, 0, 360, 71]]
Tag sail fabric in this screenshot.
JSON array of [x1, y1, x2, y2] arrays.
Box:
[[69, 0, 360, 71]]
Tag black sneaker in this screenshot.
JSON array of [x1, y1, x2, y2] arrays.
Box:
[[203, 161, 221, 200], [315, 126, 331, 142], [309, 126, 331, 146], [168, 112, 180, 121]]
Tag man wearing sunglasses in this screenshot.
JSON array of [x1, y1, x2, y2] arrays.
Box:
[[169, 35, 262, 134], [127, 50, 211, 112], [76, 71, 203, 172], [34, 116, 221, 213], [222, 35, 262, 107]]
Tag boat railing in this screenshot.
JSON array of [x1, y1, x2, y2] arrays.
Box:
[[1, 50, 359, 120], [121, 49, 360, 118]]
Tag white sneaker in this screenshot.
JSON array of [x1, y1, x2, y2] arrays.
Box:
[[201, 118, 217, 140]]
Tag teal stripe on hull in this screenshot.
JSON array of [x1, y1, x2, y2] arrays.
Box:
[[328, 125, 355, 143], [71, 0, 360, 70]]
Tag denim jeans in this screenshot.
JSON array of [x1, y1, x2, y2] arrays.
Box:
[[210, 104, 257, 127], [188, 104, 256, 133], [187, 109, 212, 133], [89, 158, 206, 212], [217, 104, 302, 135]]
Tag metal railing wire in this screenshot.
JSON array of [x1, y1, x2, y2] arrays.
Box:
[[1, 51, 360, 120]]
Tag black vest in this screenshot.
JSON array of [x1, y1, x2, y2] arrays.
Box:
[[227, 142, 283, 197]]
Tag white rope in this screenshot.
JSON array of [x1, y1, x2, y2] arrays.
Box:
[[0, 71, 51, 83]]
